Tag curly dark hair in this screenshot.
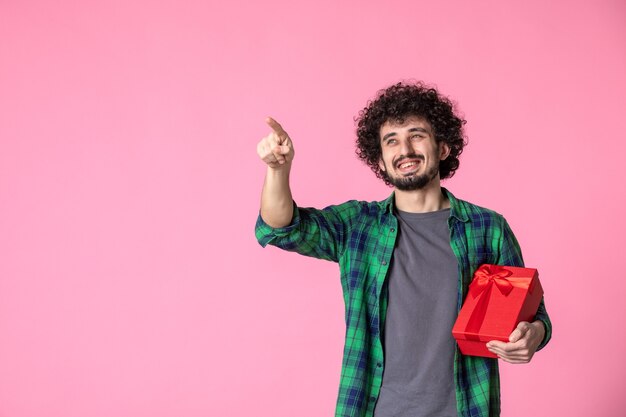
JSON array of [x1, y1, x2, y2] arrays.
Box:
[[355, 81, 467, 186]]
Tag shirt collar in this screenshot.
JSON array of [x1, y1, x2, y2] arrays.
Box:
[[442, 187, 469, 223], [379, 187, 469, 223]]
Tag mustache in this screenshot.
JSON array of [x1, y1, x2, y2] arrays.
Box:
[[393, 153, 425, 166]]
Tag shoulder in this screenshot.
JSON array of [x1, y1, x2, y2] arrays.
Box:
[[446, 189, 506, 224], [448, 192, 523, 263], [458, 198, 504, 220], [312, 198, 389, 223], [313, 195, 391, 216], [450, 192, 521, 244]]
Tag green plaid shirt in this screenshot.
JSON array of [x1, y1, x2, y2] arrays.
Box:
[[255, 188, 552, 417]]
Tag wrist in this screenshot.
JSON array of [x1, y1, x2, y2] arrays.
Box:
[[267, 163, 292, 176]]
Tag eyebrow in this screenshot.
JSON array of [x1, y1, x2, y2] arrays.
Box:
[[382, 127, 431, 141]]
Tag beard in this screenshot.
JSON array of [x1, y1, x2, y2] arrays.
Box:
[[382, 154, 440, 191]]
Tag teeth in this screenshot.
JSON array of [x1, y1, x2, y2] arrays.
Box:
[[399, 162, 417, 169]]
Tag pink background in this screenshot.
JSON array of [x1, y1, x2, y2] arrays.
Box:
[[1, 1, 625, 416]]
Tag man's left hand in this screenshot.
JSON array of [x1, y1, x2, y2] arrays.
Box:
[[486, 321, 545, 364]]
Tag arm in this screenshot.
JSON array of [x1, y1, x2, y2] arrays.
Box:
[[487, 217, 552, 363], [257, 117, 295, 228], [255, 118, 354, 262]]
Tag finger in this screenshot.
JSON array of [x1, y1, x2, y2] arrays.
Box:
[[272, 153, 285, 164], [495, 349, 532, 363], [262, 153, 279, 165], [269, 140, 287, 162], [270, 148, 286, 164], [486, 340, 507, 350], [266, 117, 287, 137], [488, 343, 527, 356], [487, 338, 534, 362], [273, 145, 291, 155], [508, 329, 524, 343], [509, 322, 530, 343], [487, 340, 524, 353], [499, 355, 530, 365], [487, 346, 531, 363]]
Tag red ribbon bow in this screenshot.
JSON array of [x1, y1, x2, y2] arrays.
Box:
[[469, 264, 514, 298], [465, 265, 514, 341]]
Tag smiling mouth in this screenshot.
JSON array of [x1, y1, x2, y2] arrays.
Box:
[[398, 161, 419, 169], [395, 157, 423, 173]]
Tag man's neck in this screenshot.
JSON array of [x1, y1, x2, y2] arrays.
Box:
[[394, 181, 450, 213]]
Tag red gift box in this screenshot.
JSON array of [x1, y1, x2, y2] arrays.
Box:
[[452, 264, 543, 358]]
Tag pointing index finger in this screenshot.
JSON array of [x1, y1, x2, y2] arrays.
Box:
[[265, 117, 287, 137]]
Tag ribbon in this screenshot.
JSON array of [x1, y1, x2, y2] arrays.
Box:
[[465, 265, 514, 341]]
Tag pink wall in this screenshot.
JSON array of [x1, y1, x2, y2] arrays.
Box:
[[1, 1, 625, 416]]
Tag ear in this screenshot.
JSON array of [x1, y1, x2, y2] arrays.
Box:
[[378, 159, 386, 172], [439, 143, 451, 160]]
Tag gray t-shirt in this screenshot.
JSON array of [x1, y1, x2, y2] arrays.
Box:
[[373, 208, 459, 417]]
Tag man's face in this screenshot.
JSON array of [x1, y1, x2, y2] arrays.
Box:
[[378, 116, 450, 191]]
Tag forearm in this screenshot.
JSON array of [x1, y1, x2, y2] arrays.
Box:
[[260, 165, 294, 228]]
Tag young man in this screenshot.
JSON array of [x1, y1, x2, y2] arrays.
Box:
[[255, 82, 552, 417]]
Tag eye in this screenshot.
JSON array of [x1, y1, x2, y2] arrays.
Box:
[[410, 134, 425, 141], [385, 138, 397, 145]]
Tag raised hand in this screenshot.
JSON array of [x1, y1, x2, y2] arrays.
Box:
[[257, 117, 295, 169]]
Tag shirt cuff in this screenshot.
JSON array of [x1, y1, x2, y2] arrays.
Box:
[[255, 203, 301, 247]]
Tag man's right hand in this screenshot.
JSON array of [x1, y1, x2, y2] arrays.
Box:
[[257, 117, 295, 169]]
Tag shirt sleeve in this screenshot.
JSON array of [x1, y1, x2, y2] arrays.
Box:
[[495, 217, 553, 351], [255, 200, 360, 263]]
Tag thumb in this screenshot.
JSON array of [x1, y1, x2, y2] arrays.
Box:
[[509, 322, 530, 343]]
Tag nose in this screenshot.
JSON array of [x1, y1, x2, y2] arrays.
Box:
[[399, 138, 412, 156]]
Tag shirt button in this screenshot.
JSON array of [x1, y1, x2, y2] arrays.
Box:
[[370, 396, 377, 402], [377, 362, 382, 368], [381, 260, 387, 265], [390, 228, 395, 233]]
